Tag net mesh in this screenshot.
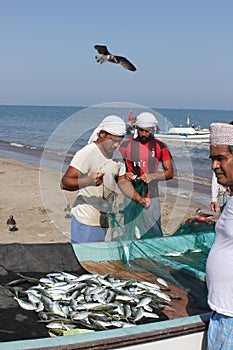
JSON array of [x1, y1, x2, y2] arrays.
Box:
[[109, 211, 215, 292]]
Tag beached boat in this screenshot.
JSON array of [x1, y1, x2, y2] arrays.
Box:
[[0, 230, 214, 349]]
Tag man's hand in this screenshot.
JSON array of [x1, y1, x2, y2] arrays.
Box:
[[139, 173, 153, 184], [140, 197, 151, 208], [210, 201, 219, 213], [89, 172, 105, 186], [126, 171, 137, 182]]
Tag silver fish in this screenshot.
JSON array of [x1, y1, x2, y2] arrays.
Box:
[[39, 278, 55, 286], [27, 292, 41, 304], [143, 311, 159, 319], [71, 310, 89, 320], [35, 301, 44, 313], [46, 321, 65, 329], [134, 307, 144, 322], [157, 277, 169, 289], [14, 296, 37, 311], [11, 271, 178, 332], [149, 289, 171, 302], [136, 297, 152, 308]]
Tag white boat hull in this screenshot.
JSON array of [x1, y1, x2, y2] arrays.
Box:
[[155, 133, 210, 143]]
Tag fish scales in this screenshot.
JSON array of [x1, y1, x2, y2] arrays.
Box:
[[10, 272, 178, 333]]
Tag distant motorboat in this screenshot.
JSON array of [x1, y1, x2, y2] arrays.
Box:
[[125, 113, 210, 143], [155, 114, 210, 143], [155, 126, 210, 143]]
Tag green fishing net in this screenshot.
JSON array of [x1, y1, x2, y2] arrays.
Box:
[[124, 179, 147, 226], [123, 180, 157, 239], [107, 198, 215, 309]]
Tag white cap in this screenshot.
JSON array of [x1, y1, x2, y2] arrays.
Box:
[[210, 123, 233, 146], [88, 115, 126, 144]]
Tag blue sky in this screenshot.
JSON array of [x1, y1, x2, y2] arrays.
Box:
[[1, 0, 233, 109]]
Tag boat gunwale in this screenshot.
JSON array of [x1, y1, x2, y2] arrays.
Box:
[[0, 313, 210, 350]]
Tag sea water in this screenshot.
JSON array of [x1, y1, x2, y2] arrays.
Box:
[[1, 104, 232, 178], [1, 103, 232, 233]]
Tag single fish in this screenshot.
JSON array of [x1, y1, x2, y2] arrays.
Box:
[[71, 310, 89, 320], [46, 321, 65, 329], [17, 273, 39, 284], [134, 307, 144, 322], [143, 311, 159, 319], [35, 301, 44, 313], [136, 297, 152, 308], [157, 277, 169, 288], [6, 278, 26, 286], [164, 252, 182, 257], [27, 292, 41, 304], [14, 296, 37, 311]]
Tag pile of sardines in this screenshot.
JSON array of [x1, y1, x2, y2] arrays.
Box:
[[7, 272, 178, 332]]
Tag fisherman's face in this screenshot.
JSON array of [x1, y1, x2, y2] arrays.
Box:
[[99, 131, 123, 158], [210, 145, 233, 187], [137, 127, 154, 144]]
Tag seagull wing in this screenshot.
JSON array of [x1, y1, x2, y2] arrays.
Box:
[[114, 55, 137, 71], [94, 45, 110, 55], [94, 45, 137, 71]]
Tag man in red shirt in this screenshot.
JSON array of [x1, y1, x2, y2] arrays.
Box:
[[119, 112, 174, 238]]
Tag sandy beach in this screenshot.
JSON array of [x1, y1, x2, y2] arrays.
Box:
[[0, 156, 216, 244], [0, 155, 215, 344]]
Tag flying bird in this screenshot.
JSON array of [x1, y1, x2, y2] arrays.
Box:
[[94, 45, 137, 72]]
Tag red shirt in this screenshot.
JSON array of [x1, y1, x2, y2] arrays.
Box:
[[119, 136, 172, 197]]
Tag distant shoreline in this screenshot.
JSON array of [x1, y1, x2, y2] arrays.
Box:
[[0, 140, 73, 170]]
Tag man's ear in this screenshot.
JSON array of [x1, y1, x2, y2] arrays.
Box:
[[98, 130, 106, 139]]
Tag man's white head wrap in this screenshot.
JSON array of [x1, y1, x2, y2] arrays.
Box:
[[134, 112, 158, 138], [210, 123, 233, 146], [135, 112, 158, 129], [88, 115, 126, 144]]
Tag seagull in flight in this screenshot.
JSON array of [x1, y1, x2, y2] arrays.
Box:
[[94, 45, 137, 72]]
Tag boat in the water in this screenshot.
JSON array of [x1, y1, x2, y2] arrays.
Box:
[[155, 114, 210, 143], [0, 230, 214, 349], [155, 126, 210, 143], [126, 113, 210, 143]]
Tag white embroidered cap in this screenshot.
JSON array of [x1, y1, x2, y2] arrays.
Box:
[[210, 122, 233, 146]]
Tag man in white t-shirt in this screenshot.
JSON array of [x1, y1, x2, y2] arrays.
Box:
[[61, 115, 151, 243], [210, 172, 228, 213], [206, 122, 233, 349]]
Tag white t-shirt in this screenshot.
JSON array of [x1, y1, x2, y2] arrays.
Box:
[[206, 195, 233, 316], [211, 172, 227, 203], [70, 143, 125, 226]]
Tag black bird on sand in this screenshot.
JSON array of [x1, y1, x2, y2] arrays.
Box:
[[64, 204, 71, 219], [6, 215, 18, 232], [195, 208, 213, 218], [94, 45, 137, 72]]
